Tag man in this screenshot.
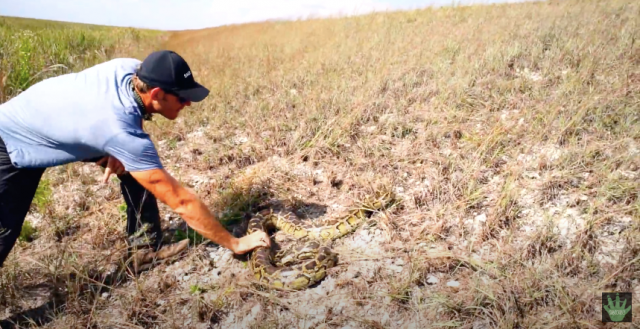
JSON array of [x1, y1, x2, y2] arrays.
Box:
[[0, 50, 270, 271]]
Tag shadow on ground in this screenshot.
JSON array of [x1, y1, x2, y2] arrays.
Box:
[[0, 282, 66, 329]]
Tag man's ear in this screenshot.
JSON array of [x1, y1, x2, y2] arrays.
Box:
[[149, 87, 164, 101]]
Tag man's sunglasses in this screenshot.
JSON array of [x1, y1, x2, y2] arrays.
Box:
[[163, 89, 188, 104]]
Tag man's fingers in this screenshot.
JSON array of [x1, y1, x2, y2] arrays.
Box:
[[250, 231, 269, 248], [103, 156, 116, 183], [100, 156, 127, 183], [259, 232, 270, 247], [103, 167, 112, 183], [232, 232, 271, 254], [111, 157, 126, 176]]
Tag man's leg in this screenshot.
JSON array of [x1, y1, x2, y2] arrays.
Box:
[[118, 172, 189, 272], [85, 157, 164, 251], [117, 173, 163, 251], [87, 157, 188, 272], [0, 137, 45, 267]]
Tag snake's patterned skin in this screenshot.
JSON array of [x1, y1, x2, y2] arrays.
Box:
[[246, 194, 391, 290]]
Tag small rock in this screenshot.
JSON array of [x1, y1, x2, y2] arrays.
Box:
[[308, 306, 324, 316], [475, 213, 487, 222], [473, 319, 491, 329], [446, 281, 460, 287], [388, 265, 403, 273], [344, 267, 359, 280], [250, 303, 262, 317], [381, 313, 391, 325], [101, 292, 110, 299], [426, 275, 439, 285], [219, 251, 233, 264], [319, 276, 335, 294]]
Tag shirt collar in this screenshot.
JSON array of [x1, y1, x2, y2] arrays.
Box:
[[129, 79, 153, 121]]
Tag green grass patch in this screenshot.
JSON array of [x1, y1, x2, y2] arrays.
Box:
[[173, 228, 206, 245], [18, 219, 37, 242], [0, 16, 163, 102], [32, 178, 52, 213], [117, 202, 128, 221]]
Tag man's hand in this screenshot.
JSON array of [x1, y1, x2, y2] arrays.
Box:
[[97, 156, 126, 183], [231, 231, 271, 254], [129, 168, 270, 255]]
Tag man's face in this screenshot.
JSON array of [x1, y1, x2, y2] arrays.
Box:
[[152, 90, 191, 120]]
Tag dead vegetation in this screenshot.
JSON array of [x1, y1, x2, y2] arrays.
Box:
[[1, 0, 639, 328]]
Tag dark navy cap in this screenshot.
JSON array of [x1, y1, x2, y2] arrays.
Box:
[[137, 50, 209, 102]]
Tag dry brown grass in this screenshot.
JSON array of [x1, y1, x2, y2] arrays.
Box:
[[2, 0, 639, 328]]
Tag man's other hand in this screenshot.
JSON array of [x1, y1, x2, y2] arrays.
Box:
[[97, 156, 126, 183], [231, 230, 271, 254]]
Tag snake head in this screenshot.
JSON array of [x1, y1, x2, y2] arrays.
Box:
[[361, 190, 397, 211]]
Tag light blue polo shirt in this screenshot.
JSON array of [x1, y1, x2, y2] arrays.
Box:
[[0, 58, 163, 172]]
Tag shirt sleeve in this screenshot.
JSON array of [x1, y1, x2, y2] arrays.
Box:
[[103, 130, 163, 172]]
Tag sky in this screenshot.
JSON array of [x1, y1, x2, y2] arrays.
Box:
[[0, 0, 536, 31]]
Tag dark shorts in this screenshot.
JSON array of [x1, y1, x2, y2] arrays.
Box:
[[0, 134, 45, 266]]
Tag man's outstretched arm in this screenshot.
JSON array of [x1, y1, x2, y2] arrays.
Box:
[[129, 167, 270, 254]]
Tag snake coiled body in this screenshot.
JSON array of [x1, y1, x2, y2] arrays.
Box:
[[246, 195, 390, 290]]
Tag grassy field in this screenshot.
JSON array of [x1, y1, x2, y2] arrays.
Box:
[[1, 0, 639, 328], [0, 16, 163, 102]]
